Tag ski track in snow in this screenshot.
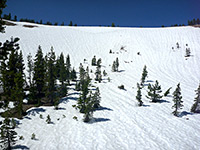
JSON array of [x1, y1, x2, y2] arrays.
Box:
[[0, 22, 200, 150]]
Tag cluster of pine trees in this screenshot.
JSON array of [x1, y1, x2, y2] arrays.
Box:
[[75, 63, 101, 122], [2, 12, 77, 26], [188, 18, 200, 25], [135, 65, 200, 117]]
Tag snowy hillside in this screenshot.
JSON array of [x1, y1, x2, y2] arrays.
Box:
[[0, 21, 200, 150]]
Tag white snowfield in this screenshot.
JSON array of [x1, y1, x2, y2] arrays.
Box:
[[0, 21, 200, 150]]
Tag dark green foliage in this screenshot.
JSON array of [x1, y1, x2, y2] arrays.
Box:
[[61, 22, 64, 26], [97, 58, 101, 67], [92, 87, 101, 109], [112, 61, 116, 72], [136, 83, 143, 106], [14, 15, 17, 21], [71, 68, 77, 81], [191, 83, 200, 113], [95, 66, 102, 83], [46, 115, 51, 124], [141, 65, 148, 86], [39, 20, 43, 24], [69, 21, 73, 26], [111, 23, 115, 27], [103, 70, 107, 76], [83, 92, 94, 122], [0, 37, 25, 111], [112, 58, 119, 72], [91, 55, 96, 66], [19, 18, 35, 23], [45, 47, 57, 105], [146, 80, 162, 102], [116, 57, 119, 71], [188, 18, 200, 25], [0, 118, 17, 150], [172, 83, 183, 116], [66, 54, 71, 82], [164, 87, 172, 97], [185, 48, 191, 57], [0, 0, 7, 33], [118, 85, 125, 90], [33, 45, 45, 105]]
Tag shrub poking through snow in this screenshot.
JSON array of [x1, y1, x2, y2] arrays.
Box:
[[46, 115, 51, 124], [164, 87, 172, 97], [31, 133, 36, 140], [118, 85, 125, 90]]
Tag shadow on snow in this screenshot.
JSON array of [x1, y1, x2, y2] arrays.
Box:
[[13, 145, 29, 150], [27, 108, 46, 116]]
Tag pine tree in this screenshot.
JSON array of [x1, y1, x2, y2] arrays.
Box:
[[136, 83, 143, 106], [97, 58, 101, 67], [0, 0, 7, 33], [45, 47, 57, 105], [58, 53, 67, 97], [69, 21, 73, 26], [91, 55, 96, 66], [185, 48, 191, 57], [71, 68, 77, 81], [0, 117, 17, 150], [115, 57, 119, 71], [14, 15, 17, 21], [33, 45, 45, 105], [95, 66, 102, 83], [66, 54, 71, 82], [191, 83, 200, 113], [112, 61, 116, 72], [172, 83, 183, 116], [27, 53, 33, 86], [93, 87, 101, 108], [83, 92, 94, 122], [146, 80, 162, 102], [46, 115, 51, 124], [141, 65, 148, 86]]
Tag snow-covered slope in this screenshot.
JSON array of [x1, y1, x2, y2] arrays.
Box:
[[1, 22, 200, 150]]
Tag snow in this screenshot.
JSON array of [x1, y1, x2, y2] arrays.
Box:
[[0, 21, 200, 150]]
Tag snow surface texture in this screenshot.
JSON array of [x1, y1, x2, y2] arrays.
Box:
[[0, 21, 200, 150]]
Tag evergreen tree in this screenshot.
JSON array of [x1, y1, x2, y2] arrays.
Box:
[[112, 61, 116, 72], [0, 117, 17, 150], [97, 58, 101, 67], [140, 65, 148, 86], [33, 45, 45, 105], [45, 47, 57, 105], [61, 22, 64, 26], [91, 55, 96, 66], [0, 0, 7, 33], [66, 54, 71, 82], [27, 53, 33, 87], [58, 53, 67, 97], [93, 87, 101, 108], [136, 83, 143, 106], [115, 57, 119, 71], [172, 83, 183, 116], [111, 23, 115, 27], [95, 66, 102, 83], [191, 83, 200, 113], [71, 68, 77, 81], [14, 15, 17, 21], [185, 48, 191, 57], [83, 92, 94, 122], [69, 21, 73, 26], [146, 80, 162, 102]]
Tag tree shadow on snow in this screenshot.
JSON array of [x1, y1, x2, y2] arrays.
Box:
[[13, 145, 29, 150], [146, 80, 154, 83], [179, 111, 193, 117], [27, 108, 46, 116], [158, 99, 170, 103], [59, 95, 79, 104], [88, 118, 111, 124], [118, 70, 125, 73], [95, 106, 113, 111], [142, 104, 150, 107]]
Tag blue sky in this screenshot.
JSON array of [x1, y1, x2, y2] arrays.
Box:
[[3, 0, 200, 27]]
